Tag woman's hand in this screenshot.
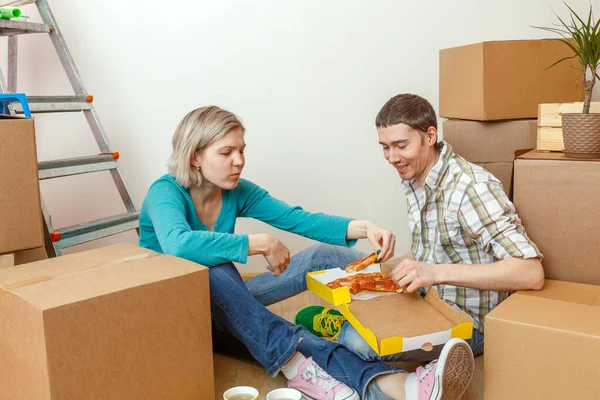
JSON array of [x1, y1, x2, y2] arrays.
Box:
[[347, 220, 396, 262], [248, 234, 291, 276]]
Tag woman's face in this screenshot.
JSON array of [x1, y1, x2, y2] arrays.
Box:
[[193, 127, 246, 190]]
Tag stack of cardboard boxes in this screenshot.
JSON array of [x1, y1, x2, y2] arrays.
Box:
[[484, 151, 600, 400], [439, 41, 600, 399], [0, 116, 215, 399], [439, 39, 582, 198]]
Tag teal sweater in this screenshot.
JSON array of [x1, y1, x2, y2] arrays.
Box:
[[139, 174, 356, 266]]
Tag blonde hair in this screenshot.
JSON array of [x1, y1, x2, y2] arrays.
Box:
[[167, 106, 245, 188]]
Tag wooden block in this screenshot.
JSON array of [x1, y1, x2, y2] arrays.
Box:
[[538, 102, 600, 127], [537, 102, 600, 151], [0, 253, 15, 268], [537, 127, 565, 151]]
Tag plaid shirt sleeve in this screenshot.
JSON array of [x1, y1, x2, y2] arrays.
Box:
[[458, 181, 542, 261]]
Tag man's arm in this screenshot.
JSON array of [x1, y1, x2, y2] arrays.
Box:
[[391, 257, 544, 293], [392, 180, 544, 293]]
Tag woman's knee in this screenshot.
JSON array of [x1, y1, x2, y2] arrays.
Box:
[[336, 323, 380, 362], [299, 243, 362, 268], [209, 262, 242, 285]]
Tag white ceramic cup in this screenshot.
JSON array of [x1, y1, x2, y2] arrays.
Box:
[[266, 388, 302, 400], [223, 386, 259, 400]]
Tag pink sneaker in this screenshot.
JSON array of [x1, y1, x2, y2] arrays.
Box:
[[405, 338, 474, 400], [286, 356, 359, 400]]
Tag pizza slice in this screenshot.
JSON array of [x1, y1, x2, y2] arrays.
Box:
[[345, 252, 379, 273], [326, 272, 404, 295]]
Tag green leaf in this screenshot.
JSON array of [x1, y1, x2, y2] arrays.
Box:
[[545, 55, 578, 70]]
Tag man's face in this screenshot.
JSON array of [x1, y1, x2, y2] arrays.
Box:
[[377, 123, 435, 183]]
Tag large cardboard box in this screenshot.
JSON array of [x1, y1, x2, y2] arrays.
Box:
[[0, 115, 44, 253], [514, 151, 600, 285], [443, 119, 537, 163], [0, 243, 214, 400], [439, 40, 583, 120], [484, 280, 600, 399], [307, 265, 473, 355]]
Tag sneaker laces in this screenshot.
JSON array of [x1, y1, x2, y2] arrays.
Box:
[[301, 361, 340, 394], [418, 361, 438, 383], [313, 309, 344, 337]]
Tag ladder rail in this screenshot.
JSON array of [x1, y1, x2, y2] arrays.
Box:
[[7, 35, 17, 92], [37, 0, 137, 213], [0, 0, 140, 256], [0, 66, 8, 94], [36, 0, 86, 95]]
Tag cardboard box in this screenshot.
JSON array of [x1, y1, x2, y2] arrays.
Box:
[[439, 40, 583, 120], [537, 102, 600, 151], [0, 115, 44, 253], [0, 243, 214, 400], [484, 280, 600, 400], [307, 266, 473, 355], [475, 162, 513, 197], [514, 151, 600, 285], [443, 119, 537, 163]]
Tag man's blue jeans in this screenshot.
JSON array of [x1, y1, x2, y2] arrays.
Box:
[[209, 243, 399, 399]]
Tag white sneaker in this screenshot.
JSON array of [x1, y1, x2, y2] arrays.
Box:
[[405, 338, 474, 400]]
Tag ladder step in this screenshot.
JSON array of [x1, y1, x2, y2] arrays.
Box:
[[51, 212, 140, 249], [38, 153, 120, 180], [0, 19, 51, 36], [12, 101, 92, 113], [27, 95, 94, 103]]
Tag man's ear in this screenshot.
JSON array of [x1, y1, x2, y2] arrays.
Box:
[[426, 126, 438, 146]]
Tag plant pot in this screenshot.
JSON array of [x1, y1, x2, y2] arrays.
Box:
[[561, 113, 600, 159]]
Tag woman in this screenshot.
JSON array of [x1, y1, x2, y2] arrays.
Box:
[[139, 106, 474, 400]]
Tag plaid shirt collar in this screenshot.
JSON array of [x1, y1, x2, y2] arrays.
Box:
[[401, 141, 452, 194]]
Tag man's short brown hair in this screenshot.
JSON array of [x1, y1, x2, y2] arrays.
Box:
[[375, 94, 437, 133]]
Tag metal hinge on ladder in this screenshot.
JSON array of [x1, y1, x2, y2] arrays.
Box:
[[0, 0, 140, 256]]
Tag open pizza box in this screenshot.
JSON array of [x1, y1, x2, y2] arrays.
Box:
[[306, 264, 473, 355]]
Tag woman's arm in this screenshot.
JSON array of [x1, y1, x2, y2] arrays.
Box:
[[237, 180, 395, 260], [346, 220, 396, 262], [145, 181, 249, 266]]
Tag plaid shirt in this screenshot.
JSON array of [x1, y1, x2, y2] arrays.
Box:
[[402, 141, 542, 332]]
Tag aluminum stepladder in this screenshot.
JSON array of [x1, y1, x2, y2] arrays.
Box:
[[0, 0, 139, 256]]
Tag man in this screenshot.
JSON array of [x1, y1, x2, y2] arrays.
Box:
[[335, 93, 544, 363]]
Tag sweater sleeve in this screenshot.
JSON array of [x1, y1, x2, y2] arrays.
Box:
[[145, 181, 249, 266], [236, 179, 356, 247]]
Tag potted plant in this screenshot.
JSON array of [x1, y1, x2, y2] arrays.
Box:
[[533, 3, 600, 158]]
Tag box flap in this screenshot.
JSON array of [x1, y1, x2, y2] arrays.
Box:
[[0, 243, 206, 309], [486, 286, 600, 338], [424, 288, 473, 326], [0, 114, 28, 120], [516, 280, 600, 306], [517, 150, 600, 162], [0, 243, 153, 287]]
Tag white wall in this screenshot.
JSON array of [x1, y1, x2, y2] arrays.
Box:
[[3, 0, 599, 272]]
